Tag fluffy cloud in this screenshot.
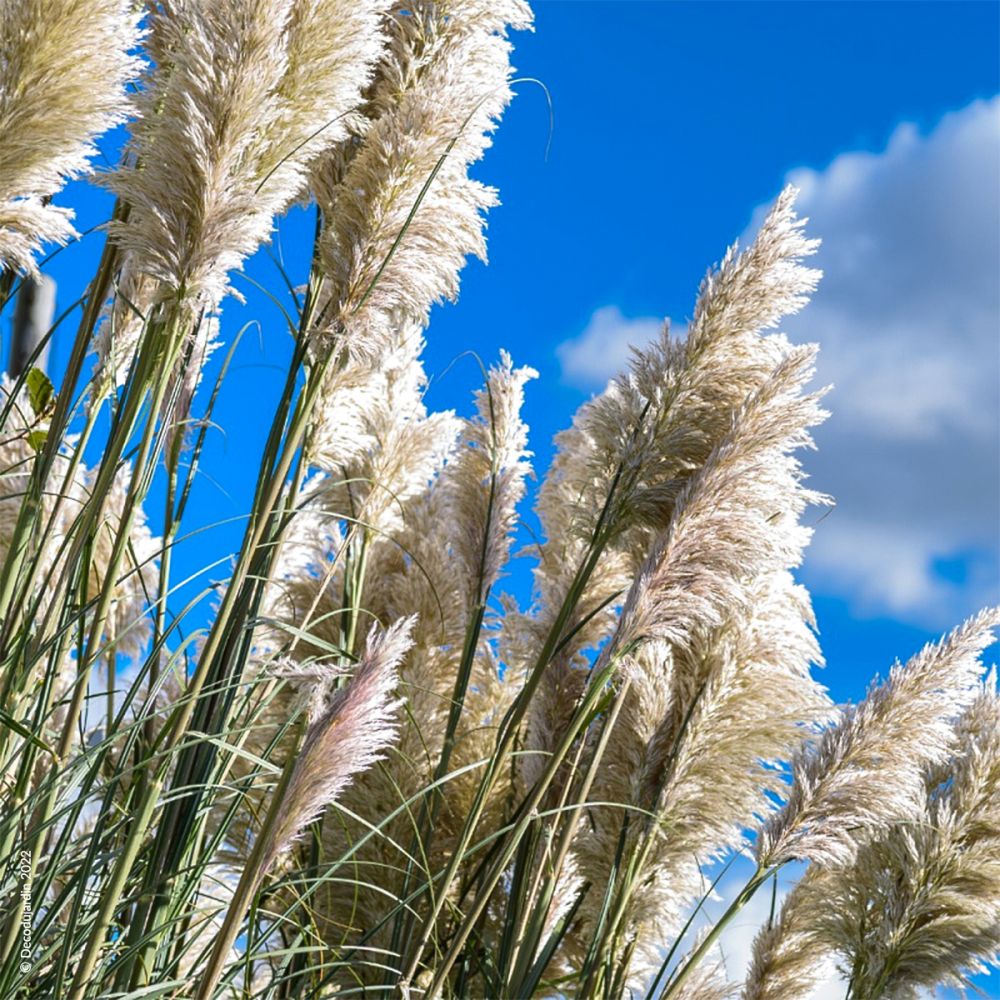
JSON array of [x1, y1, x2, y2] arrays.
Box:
[[557, 97, 1000, 624], [780, 96, 999, 624], [556, 306, 664, 388]]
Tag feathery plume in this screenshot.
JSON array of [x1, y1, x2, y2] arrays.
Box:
[[308, 330, 461, 540], [812, 675, 1000, 999], [0, 0, 140, 273], [301, 0, 533, 606], [527, 196, 825, 987], [261, 617, 411, 871], [757, 607, 1000, 869], [109, 0, 386, 305], [268, 0, 391, 202], [311, 0, 532, 362], [442, 350, 536, 606], [282, 0, 533, 796], [535, 186, 820, 558], [96, 0, 388, 395], [612, 346, 826, 656], [667, 954, 739, 1000], [196, 620, 409, 1000], [742, 871, 833, 1000], [566, 347, 829, 982], [515, 187, 820, 798]]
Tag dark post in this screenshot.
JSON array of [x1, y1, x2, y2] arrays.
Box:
[[9, 274, 56, 377]]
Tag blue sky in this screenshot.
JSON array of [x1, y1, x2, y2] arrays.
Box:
[[447, 0, 1000, 707], [475, 0, 1000, 693], [7, 3, 999, 991]]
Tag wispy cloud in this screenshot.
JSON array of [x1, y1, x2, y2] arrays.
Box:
[[556, 96, 1000, 624]]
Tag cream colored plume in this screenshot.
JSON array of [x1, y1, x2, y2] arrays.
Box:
[[307, 329, 461, 541], [0, 0, 141, 274], [612, 346, 826, 657], [535, 186, 820, 559], [304, 0, 533, 535], [312, 0, 532, 362], [742, 870, 832, 1000], [567, 346, 830, 983], [295, 0, 533, 699], [757, 607, 1000, 869], [806, 674, 1000, 998], [514, 187, 820, 802], [666, 952, 738, 1000], [442, 350, 536, 606], [109, 0, 387, 305], [96, 0, 389, 394]]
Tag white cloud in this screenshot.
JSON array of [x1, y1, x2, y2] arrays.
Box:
[[556, 97, 1000, 624], [556, 306, 664, 388], [774, 96, 1000, 624]]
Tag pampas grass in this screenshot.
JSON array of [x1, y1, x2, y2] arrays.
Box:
[[0, 3, 995, 998], [0, 0, 141, 276]]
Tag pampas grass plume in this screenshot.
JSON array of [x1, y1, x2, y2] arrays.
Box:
[[0, 0, 141, 273], [262, 616, 412, 870], [757, 607, 1000, 869]]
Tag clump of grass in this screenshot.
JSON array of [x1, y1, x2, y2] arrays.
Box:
[[0, 3, 996, 999]]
